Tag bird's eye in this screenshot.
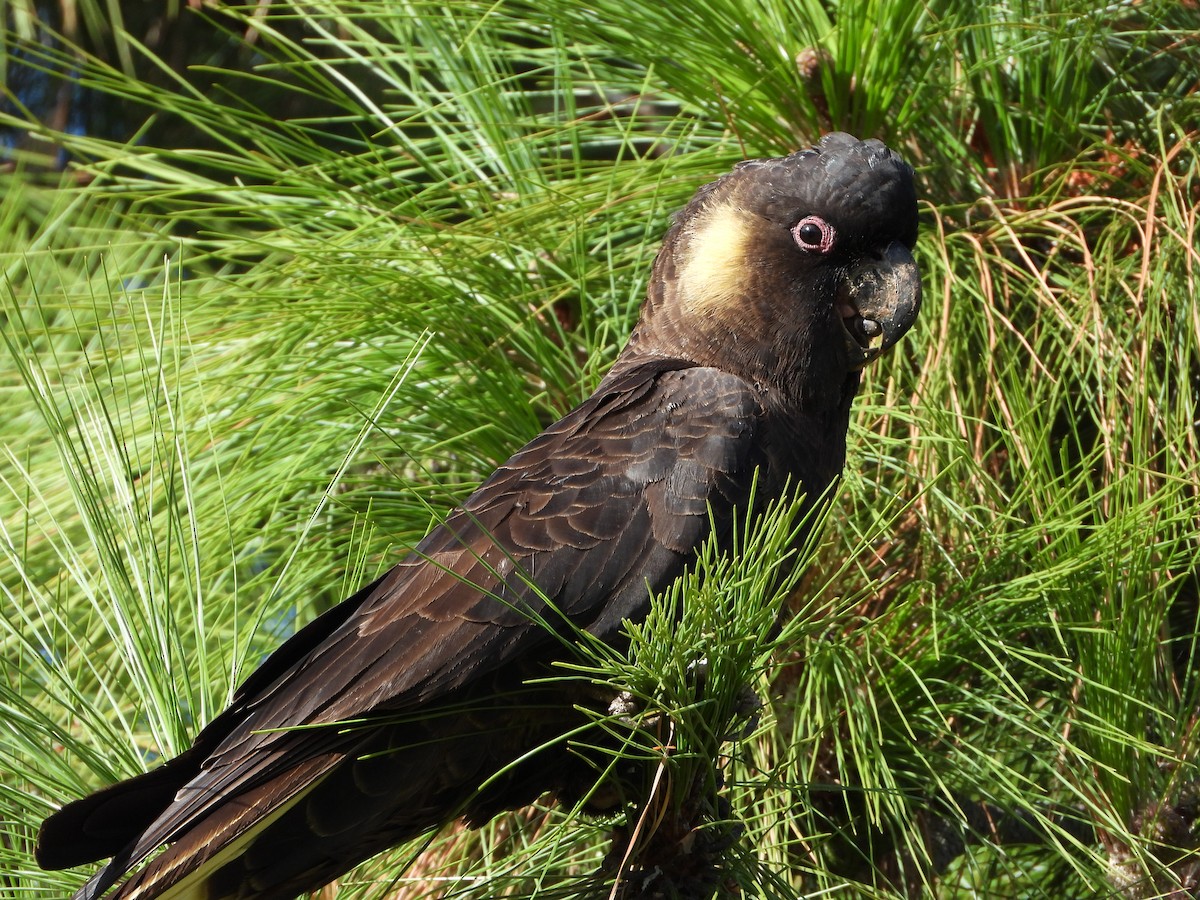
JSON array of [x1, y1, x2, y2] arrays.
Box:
[[792, 215, 836, 254]]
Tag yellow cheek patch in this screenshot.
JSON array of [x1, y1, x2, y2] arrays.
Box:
[[678, 202, 754, 318]]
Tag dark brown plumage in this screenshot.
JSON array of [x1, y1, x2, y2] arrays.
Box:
[[37, 132, 921, 900]]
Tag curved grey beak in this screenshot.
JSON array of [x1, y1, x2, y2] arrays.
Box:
[[839, 241, 922, 369]]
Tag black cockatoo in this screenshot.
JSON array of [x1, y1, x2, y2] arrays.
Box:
[[37, 132, 921, 899]]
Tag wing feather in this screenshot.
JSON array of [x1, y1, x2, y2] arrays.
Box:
[[48, 360, 766, 899]]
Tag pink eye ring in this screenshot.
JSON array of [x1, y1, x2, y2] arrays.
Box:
[[792, 215, 836, 253]]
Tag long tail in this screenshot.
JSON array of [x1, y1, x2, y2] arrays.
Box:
[[37, 748, 205, 871]]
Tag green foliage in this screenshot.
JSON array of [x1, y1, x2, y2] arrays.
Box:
[[1, 0, 1198, 897]]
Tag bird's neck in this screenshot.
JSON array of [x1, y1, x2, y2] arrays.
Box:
[[619, 315, 862, 424], [611, 318, 862, 511]]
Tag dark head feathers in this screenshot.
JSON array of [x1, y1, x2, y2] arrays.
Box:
[[685, 133, 918, 250], [630, 133, 921, 393]]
